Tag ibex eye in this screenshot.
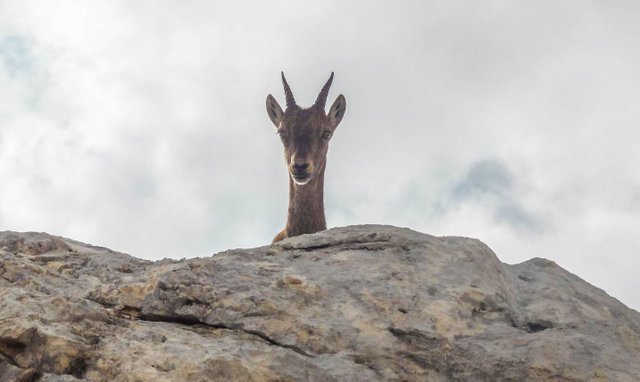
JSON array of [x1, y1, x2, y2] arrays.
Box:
[[322, 130, 332, 140]]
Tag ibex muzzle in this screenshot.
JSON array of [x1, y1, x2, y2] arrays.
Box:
[[290, 152, 314, 185]]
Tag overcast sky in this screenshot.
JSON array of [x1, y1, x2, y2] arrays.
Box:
[[1, 1, 639, 310]]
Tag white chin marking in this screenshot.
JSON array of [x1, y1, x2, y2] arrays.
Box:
[[291, 175, 311, 185]]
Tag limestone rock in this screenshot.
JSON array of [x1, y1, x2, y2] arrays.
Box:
[[1, 226, 639, 381]]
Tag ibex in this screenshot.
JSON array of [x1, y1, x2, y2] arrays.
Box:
[[266, 72, 346, 243]]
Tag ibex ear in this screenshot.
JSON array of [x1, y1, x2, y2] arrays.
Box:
[[328, 95, 346, 128], [266, 94, 284, 127]]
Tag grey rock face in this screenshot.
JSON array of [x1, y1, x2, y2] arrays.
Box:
[[1, 226, 639, 381]]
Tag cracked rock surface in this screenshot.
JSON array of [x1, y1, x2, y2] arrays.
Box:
[[1, 225, 639, 381]]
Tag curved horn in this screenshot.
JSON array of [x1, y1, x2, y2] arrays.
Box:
[[281, 71, 296, 108], [314, 72, 334, 109]]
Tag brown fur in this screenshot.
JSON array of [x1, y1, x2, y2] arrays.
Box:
[[266, 73, 346, 243]]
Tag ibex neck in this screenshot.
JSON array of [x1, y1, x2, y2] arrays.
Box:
[[286, 165, 326, 237]]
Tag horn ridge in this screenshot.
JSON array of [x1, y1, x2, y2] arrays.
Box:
[[314, 72, 334, 109], [281, 71, 296, 108]]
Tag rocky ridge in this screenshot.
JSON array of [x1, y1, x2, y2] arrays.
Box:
[[1, 225, 639, 381]]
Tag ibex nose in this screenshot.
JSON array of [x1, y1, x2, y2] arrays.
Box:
[[292, 162, 309, 172]]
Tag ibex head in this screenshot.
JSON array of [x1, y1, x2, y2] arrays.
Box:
[[266, 72, 346, 185]]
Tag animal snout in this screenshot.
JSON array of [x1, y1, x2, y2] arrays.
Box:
[[290, 160, 312, 185], [289, 155, 314, 182]]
